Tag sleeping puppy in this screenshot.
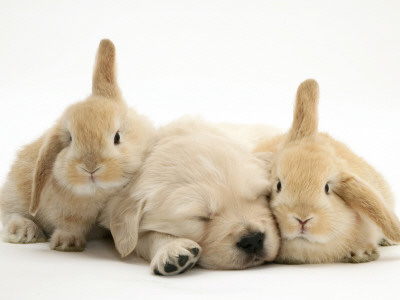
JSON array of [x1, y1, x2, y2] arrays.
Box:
[[98, 118, 280, 275]]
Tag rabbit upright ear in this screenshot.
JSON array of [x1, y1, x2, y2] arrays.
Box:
[[30, 129, 65, 215], [334, 172, 400, 243], [92, 39, 121, 99], [288, 79, 320, 142], [110, 198, 144, 258]]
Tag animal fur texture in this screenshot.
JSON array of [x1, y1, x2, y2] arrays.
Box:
[[98, 117, 280, 275], [254, 79, 400, 264], [0, 39, 154, 251]]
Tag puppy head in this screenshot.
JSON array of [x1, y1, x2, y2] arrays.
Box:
[[138, 147, 280, 270], [198, 197, 280, 270], [197, 153, 280, 269]]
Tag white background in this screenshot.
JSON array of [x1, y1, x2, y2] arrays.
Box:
[[0, 1, 399, 299]]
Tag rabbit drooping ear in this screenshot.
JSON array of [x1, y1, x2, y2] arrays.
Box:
[[110, 198, 145, 258], [287, 79, 320, 142], [30, 129, 65, 215], [334, 172, 400, 243], [92, 39, 121, 99]]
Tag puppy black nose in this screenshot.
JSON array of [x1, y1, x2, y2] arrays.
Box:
[[237, 232, 265, 254]]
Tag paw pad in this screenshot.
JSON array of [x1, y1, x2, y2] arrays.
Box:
[[190, 248, 200, 257], [164, 263, 178, 273], [178, 255, 189, 267], [151, 240, 201, 276]]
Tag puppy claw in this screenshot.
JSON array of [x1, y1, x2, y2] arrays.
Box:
[[3, 216, 47, 244], [151, 239, 201, 276], [50, 230, 86, 252]]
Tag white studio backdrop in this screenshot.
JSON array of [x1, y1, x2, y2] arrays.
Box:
[[0, 1, 399, 299]]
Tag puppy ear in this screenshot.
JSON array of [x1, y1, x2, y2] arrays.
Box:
[[30, 129, 65, 215], [110, 199, 144, 258], [92, 39, 121, 99], [288, 79, 320, 142], [334, 172, 400, 243], [253, 151, 274, 195], [253, 134, 284, 155], [254, 151, 274, 170]]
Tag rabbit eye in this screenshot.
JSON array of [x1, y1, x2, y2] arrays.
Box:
[[114, 132, 120, 145], [325, 183, 329, 194], [277, 181, 282, 193]]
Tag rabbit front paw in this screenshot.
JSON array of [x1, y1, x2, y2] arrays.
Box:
[[342, 248, 379, 263], [151, 239, 201, 276], [379, 238, 394, 247], [50, 230, 86, 252], [3, 215, 47, 243]]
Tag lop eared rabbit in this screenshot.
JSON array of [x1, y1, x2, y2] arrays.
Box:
[[98, 118, 280, 275], [0, 40, 154, 251], [255, 79, 400, 264]]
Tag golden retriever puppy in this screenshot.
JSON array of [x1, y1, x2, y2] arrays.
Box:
[[98, 118, 280, 275]]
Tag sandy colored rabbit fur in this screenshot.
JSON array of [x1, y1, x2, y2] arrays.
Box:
[[98, 117, 280, 275], [254, 79, 400, 264], [0, 40, 154, 251]]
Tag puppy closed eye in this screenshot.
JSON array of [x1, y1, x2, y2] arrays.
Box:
[[197, 216, 211, 222]]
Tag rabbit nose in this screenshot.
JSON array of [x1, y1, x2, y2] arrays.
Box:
[[81, 166, 101, 175], [81, 153, 99, 171], [295, 217, 313, 226], [237, 232, 265, 254]]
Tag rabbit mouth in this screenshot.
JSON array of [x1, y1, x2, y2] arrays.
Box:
[[70, 178, 127, 195], [286, 233, 329, 245], [294, 235, 313, 242]]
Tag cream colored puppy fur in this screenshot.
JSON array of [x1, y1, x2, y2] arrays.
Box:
[[0, 40, 154, 251], [255, 79, 400, 264], [99, 118, 280, 275]]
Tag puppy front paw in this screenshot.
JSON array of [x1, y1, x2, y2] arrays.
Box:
[[342, 248, 379, 263], [3, 215, 47, 243], [50, 230, 86, 252], [151, 239, 201, 276]]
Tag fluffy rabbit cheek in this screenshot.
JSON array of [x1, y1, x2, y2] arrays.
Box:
[[54, 153, 125, 195], [96, 157, 124, 183], [273, 205, 336, 244]]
